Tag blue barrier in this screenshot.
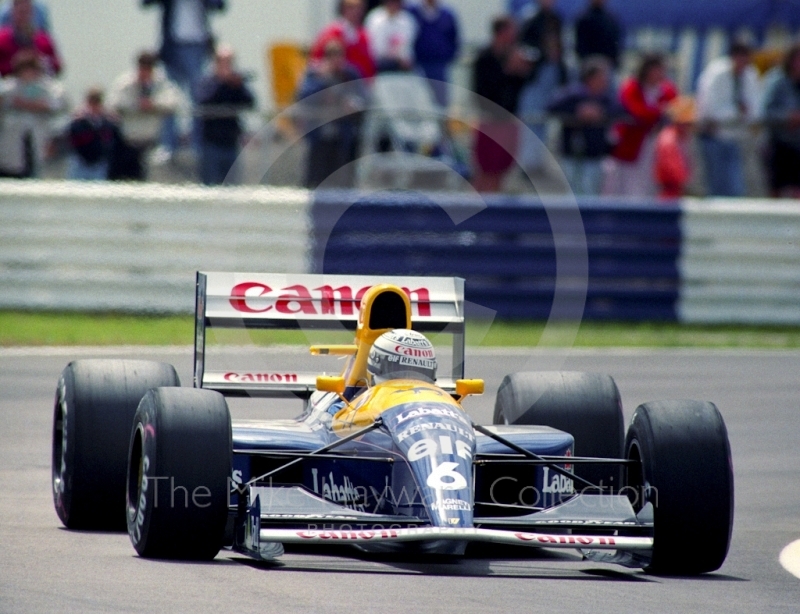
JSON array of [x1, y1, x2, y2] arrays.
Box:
[[311, 191, 682, 321]]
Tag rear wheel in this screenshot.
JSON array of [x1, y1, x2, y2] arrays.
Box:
[[127, 387, 231, 560], [52, 360, 180, 530], [494, 372, 625, 488], [625, 400, 734, 575]]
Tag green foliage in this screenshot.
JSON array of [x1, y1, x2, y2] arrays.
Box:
[[1, 311, 799, 349], [472, 321, 800, 349], [0, 312, 194, 346]]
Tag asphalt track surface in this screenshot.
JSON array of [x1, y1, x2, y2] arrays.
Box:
[[1, 346, 799, 613]]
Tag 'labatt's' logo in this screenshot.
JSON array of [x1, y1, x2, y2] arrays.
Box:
[[542, 466, 574, 494], [229, 283, 431, 316], [311, 468, 368, 512]]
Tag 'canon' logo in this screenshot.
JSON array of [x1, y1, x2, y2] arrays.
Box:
[[229, 284, 432, 317], [223, 372, 298, 383], [514, 533, 616, 546], [296, 529, 399, 540], [394, 345, 434, 358]]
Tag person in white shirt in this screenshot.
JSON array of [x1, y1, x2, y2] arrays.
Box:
[[0, 49, 65, 177], [365, 0, 417, 73], [107, 51, 182, 179], [696, 40, 761, 197]]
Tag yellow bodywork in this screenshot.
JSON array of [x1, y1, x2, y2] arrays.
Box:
[[332, 379, 463, 430], [311, 282, 480, 434], [346, 284, 411, 388], [309, 345, 357, 356], [311, 283, 413, 389]]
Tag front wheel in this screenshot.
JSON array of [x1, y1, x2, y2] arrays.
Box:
[[625, 400, 734, 575], [127, 387, 232, 560]]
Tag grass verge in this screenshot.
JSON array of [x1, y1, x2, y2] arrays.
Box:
[[2, 311, 800, 348]]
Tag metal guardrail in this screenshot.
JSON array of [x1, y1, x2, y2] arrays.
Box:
[[678, 199, 800, 324], [311, 192, 682, 321], [2, 181, 798, 324], [0, 181, 310, 312]]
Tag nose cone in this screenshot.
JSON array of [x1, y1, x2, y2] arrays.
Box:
[[382, 402, 475, 528]]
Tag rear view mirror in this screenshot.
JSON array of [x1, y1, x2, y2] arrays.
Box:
[[316, 376, 346, 394], [456, 379, 484, 398], [310, 345, 357, 356]]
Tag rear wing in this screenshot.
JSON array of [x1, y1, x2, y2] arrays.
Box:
[[194, 272, 465, 399]]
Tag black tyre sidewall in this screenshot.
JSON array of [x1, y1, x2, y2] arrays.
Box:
[[52, 360, 180, 530], [127, 387, 232, 560], [626, 400, 734, 575], [52, 368, 78, 527]]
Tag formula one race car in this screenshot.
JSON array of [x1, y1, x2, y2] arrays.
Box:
[[52, 273, 734, 575]]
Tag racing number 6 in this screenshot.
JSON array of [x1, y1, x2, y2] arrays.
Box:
[[427, 462, 467, 491]]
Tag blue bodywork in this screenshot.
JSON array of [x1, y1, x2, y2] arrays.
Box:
[[231, 390, 574, 547]]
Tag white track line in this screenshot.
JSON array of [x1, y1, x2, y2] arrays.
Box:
[[780, 540, 800, 579]]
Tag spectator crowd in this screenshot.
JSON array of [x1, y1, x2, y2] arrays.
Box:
[[0, 0, 254, 185], [473, 0, 800, 198], [0, 0, 799, 198], [304, 0, 800, 198]]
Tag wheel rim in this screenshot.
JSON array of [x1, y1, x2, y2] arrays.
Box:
[[626, 440, 645, 513], [127, 425, 145, 523], [52, 383, 67, 500]]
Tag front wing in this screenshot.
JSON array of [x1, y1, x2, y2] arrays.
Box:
[[234, 486, 654, 563], [258, 526, 651, 550]]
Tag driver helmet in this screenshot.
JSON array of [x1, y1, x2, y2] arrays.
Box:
[[367, 329, 437, 385]]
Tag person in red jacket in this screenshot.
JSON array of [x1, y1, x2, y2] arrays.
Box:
[[0, 0, 60, 77], [604, 53, 677, 197], [654, 96, 695, 199], [310, 0, 376, 79]]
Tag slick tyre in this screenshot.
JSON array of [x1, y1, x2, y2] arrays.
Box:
[[127, 387, 231, 560], [625, 400, 734, 575], [494, 372, 625, 487], [52, 360, 180, 530]]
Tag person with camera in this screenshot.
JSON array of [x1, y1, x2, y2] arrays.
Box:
[[311, 0, 375, 80], [547, 56, 616, 195], [195, 43, 255, 185], [296, 39, 368, 189], [471, 15, 534, 192], [107, 51, 182, 180]]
